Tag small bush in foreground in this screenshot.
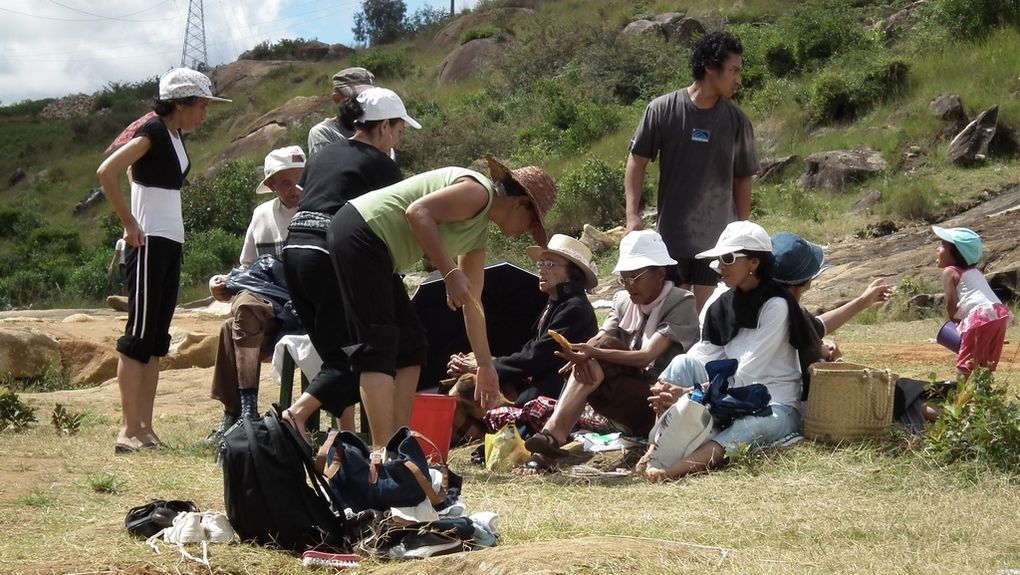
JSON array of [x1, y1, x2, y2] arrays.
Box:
[[88, 473, 122, 494], [0, 387, 37, 432], [52, 403, 84, 436], [925, 369, 1020, 473]]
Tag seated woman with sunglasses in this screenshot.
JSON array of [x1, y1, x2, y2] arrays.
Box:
[[523, 230, 699, 461], [447, 234, 599, 405], [643, 221, 818, 482]]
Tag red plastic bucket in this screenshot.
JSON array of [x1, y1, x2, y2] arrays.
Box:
[[409, 394, 456, 463], [936, 320, 961, 353]]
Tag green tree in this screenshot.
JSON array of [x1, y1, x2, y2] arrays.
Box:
[[353, 0, 407, 45]]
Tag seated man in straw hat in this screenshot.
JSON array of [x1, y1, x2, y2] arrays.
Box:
[[523, 230, 700, 462]]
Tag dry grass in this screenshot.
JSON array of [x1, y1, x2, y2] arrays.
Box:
[[3, 322, 1020, 574]]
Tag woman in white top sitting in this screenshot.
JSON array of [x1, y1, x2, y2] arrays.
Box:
[[645, 221, 817, 482]]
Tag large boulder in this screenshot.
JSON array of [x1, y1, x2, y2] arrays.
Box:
[[0, 329, 61, 380], [431, 7, 535, 48], [666, 17, 706, 45], [58, 338, 117, 385], [848, 188, 882, 213], [928, 93, 967, 127], [205, 95, 329, 172], [621, 20, 664, 38], [757, 155, 799, 183], [160, 328, 218, 371], [947, 105, 998, 165], [438, 38, 504, 85], [207, 60, 293, 99], [800, 148, 888, 191]]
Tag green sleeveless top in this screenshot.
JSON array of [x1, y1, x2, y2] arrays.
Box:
[[350, 167, 495, 272]]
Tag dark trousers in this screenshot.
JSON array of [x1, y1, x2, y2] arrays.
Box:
[[117, 235, 181, 362], [209, 291, 278, 415], [282, 246, 359, 415]]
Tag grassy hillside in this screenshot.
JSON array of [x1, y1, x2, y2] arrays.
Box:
[[1, 0, 1019, 308]]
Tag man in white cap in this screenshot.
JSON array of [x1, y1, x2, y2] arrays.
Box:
[[238, 145, 306, 268], [307, 67, 375, 156]]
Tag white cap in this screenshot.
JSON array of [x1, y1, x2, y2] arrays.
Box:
[[612, 230, 678, 274], [696, 221, 772, 259], [158, 67, 231, 102], [356, 87, 421, 129], [256, 145, 306, 194]]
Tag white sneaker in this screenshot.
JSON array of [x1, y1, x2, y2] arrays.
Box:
[[165, 512, 205, 544], [201, 512, 234, 544]]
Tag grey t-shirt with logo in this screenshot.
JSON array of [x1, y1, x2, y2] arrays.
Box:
[[630, 88, 758, 259]]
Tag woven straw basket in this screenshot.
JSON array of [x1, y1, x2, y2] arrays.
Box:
[[803, 362, 897, 443]]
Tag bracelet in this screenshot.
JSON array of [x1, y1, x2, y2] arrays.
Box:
[[443, 268, 460, 281]]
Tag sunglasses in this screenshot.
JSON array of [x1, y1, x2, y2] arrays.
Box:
[[717, 252, 748, 266], [536, 259, 567, 270], [620, 268, 653, 286]]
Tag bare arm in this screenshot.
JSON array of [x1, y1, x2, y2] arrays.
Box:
[[405, 178, 490, 310], [107, 247, 121, 274], [97, 137, 151, 247], [573, 332, 672, 368], [624, 153, 651, 231], [818, 279, 892, 333], [733, 176, 752, 220], [942, 267, 960, 319], [459, 249, 500, 409]]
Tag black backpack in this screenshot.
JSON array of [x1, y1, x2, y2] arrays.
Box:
[[220, 406, 348, 551]]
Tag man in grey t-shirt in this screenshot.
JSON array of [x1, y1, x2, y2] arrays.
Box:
[[306, 67, 375, 157], [624, 31, 758, 312]]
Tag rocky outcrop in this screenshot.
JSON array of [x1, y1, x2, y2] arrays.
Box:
[[665, 17, 705, 45], [38, 94, 95, 121], [800, 148, 888, 191], [207, 60, 293, 99], [206, 95, 329, 172], [947, 106, 998, 165], [580, 224, 627, 254], [928, 93, 967, 127], [848, 188, 882, 213], [160, 328, 218, 371], [758, 155, 799, 183], [622, 20, 664, 38], [622, 15, 703, 44], [431, 8, 535, 47], [0, 329, 61, 380], [438, 38, 504, 84]]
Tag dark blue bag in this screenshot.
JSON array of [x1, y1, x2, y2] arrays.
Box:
[[701, 359, 772, 429], [317, 427, 456, 513]]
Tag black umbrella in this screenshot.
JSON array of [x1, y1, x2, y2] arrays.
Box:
[[411, 261, 548, 390]]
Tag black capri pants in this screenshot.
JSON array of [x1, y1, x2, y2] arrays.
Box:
[[117, 235, 181, 362]]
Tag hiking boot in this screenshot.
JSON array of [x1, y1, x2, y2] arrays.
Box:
[[202, 413, 238, 447]]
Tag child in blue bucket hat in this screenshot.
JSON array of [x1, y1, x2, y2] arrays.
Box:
[[932, 225, 1012, 377]]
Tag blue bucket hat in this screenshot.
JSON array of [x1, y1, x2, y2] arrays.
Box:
[[772, 232, 828, 285], [932, 226, 982, 266]]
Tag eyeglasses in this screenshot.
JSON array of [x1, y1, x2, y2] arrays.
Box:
[[536, 259, 567, 270], [620, 268, 652, 286], [717, 252, 748, 266]]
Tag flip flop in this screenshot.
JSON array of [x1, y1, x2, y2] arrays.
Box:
[[281, 409, 311, 446], [524, 429, 570, 458], [114, 443, 137, 454], [513, 453, 557, 476]]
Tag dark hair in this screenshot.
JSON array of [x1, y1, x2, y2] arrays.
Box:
[[566, 262, 586, 284], [152, 96, 201, 117], [690, 31, 743, 81], [495, 177, 527, 198], [741, 249, 775, 282], [943, 240, 975, 269]]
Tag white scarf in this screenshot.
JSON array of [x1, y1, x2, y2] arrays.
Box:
[[619, 281, 673, 349]]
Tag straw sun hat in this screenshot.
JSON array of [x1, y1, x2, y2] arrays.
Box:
[[526, 234, 599, 290], [485, 153, 556, 247]]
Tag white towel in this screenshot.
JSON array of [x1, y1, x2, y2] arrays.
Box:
[[271, 334, 322, 384]]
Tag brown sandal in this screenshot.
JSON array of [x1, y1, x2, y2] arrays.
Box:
[[525, 429, 570, 458]]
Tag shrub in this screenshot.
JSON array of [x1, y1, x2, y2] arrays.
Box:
[[52, 403, 84, 436], [548, 156, 633, 235], [352, 50, 416, 79], [785, 3, 865, 66], [88, 473, 122, 494], [0, 387, 37, 433], [67, 247, 119, 301], [181, 159, 259, 236], [180, 228, 242, 288], [462, 25, 501, 44], [883, 182, 939, 221], [931, 0, 1020, 40], [924, 369, 1020, 473], [808, 52, 909, 124], [573, 30, 688, 105]]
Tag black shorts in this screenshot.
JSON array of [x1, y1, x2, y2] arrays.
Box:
[[673, 257, 719, 287], [328, 205, 427, 377], [117, 235, 182, 362]]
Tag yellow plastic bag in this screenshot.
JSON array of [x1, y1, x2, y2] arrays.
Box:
[[484, 424, 531, 472]]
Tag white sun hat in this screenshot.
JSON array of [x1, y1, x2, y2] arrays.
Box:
[[158, 67, 231, 102], [612, 230, 678, 274], [695, 221, 772, 259], [357, 87, 421, 129], [256, 145, 306, 195]]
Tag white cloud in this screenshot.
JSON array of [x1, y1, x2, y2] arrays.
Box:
[[0, 0, 288, 104], [0, 0, 479, 105]]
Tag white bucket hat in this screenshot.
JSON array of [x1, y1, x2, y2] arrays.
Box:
[[158, 67, 231, 102], [356, 87, 421, 129], [612, 230, 678, 274], [695, 221, 772, 259], [526, 234, 598, 289], [256, 145, 306, 195]]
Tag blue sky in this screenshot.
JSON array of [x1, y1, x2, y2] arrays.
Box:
[[0, 0, 477, 104]]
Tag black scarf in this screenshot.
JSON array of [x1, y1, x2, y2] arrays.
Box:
[[703, 281, 819, 398]]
